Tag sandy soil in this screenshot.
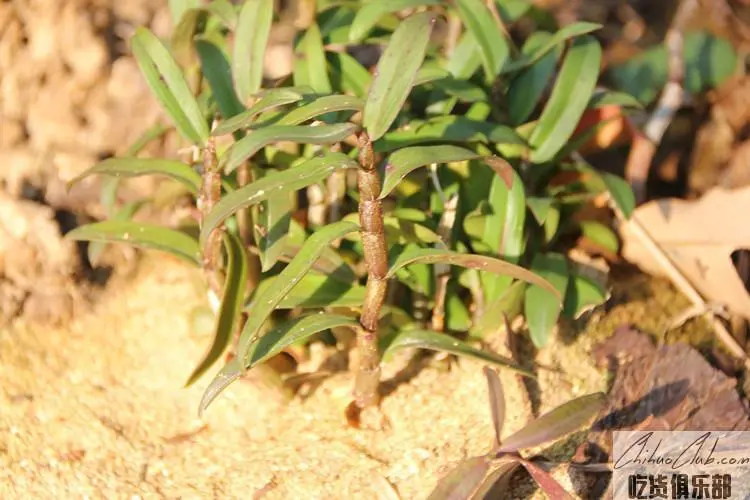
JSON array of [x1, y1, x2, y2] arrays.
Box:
[[0, 253, 607, 499]]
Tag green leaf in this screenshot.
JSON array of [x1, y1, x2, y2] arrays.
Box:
[[328, 52, 372, 97], [131, 27, 209, 145], [508, 32, 561, 125], [588, 89, 643, 109], [446, 31, 483, 79], [387, 247, 560, 299], [498, 392, 607, 452], [186, 232, 248, 386], [246, 313, 359, 367], [363, 12, 436, 141], [195, 38, 245, 119], [257, 172, 293, 272], [171, 8, 207, 68], [245, 273, 366, 310], [66, 221, 201, 265], [212, 88, 307, 136], [426, 456, 491, 500], [87, 201, 146, 266], [472, 280, 526, 338], [294, 23, 333, 94], [275, 94, 364, 126], [432, 77, 488, 102], [455, 0, 508, 79], [349, 0, 440, 42], [68, 158, 201, 194], [233, 0, 274, 104], [609, 31, 737, 106], [285, 220, 358, 282], [169, 0, 201, 24], [199, 221, 358, 414], [206, 0, 238, 29], [380, 145, 479, 199], [482, 159, 525, 302], [523, 253, 568, 348], [503, 22, 601, 73], [383, 217, 442, 245], [601, 172, 635, 219], [222, 123, 358, 173], [563, 273, 607, 319], [382, 330, 533, 377], [413, 65, 452, 87], [376, 116, 523, 152], [201, 152, 357, 245], [529, 35, 602, 163], [580, 220, 619, 254], [526, 197, 553, 226]]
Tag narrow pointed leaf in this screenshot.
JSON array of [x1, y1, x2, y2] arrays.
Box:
[[132, 27, 209, 145], [257, 174, 293, 272], [455, 0, 508, 78], [498, 392, 607, 452], [469, 458, 521, 499], [245, 273, 366, 310], [387, 247, 560, 299], [377, 116, 523, 152], [524, 253, 568, 348], [483, 367, 505, 448], [88, 200, 146, 266], [275, 94, 364, 126], [363, 12, 436, 141], [563, 273, 607, 319], [328, 52, 372, 97], [68, 158, 201, 194], [472, 281, 526, 337], [284, 221, 358, 282], [482, 159, 526, 302], [380, 145, 479, 199], [529, 35, 602, 163], [383, 330, 533, 376], [588, 89, 643, 109], [206, 0, 238, 28], [201, 152, 357, 245], [515, 458, 574, 500], [236, 221, 358, 364], [212, 88, 306, 136], [293, 24, 332, 94], [414, 65, 452, 87], [601, 172, 635, 219], [349, 0, 441, 42], [169, 0, 201, 24], [222, 123, 358, 173], [66, 221, 200, 265], [200, 222, 358, 415], [233, 0, 274, 104], [186, 232, 248, 386], [195, 38, 245, 119], [508, 32, 561, 125], [503, 22, 602, 73], [246, 313, 359, 367], [171, 8, 207, 68], [426, 456, 491, 500], [446, 31, 482, 79], [198, 357, 243, 417]]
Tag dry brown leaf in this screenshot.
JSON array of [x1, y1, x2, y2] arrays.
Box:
[[621, 187, 750, 319]]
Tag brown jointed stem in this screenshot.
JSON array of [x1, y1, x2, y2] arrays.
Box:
[[354, 132, 387, 408]]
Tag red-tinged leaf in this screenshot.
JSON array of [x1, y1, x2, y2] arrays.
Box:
[[426, 456, 490, 500], [483, 367, 506, 448], [498, 392, 607, 452], [515, 457, 574, 500]]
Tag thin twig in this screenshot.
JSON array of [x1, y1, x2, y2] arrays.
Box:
[[612, 198, 750, 367], [431, 193, 458, 332], [624, 0, 698, 203]]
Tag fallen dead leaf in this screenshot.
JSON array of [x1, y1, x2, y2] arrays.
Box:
[[621, 186, 750, 320], [575, 326, 750, 465]]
